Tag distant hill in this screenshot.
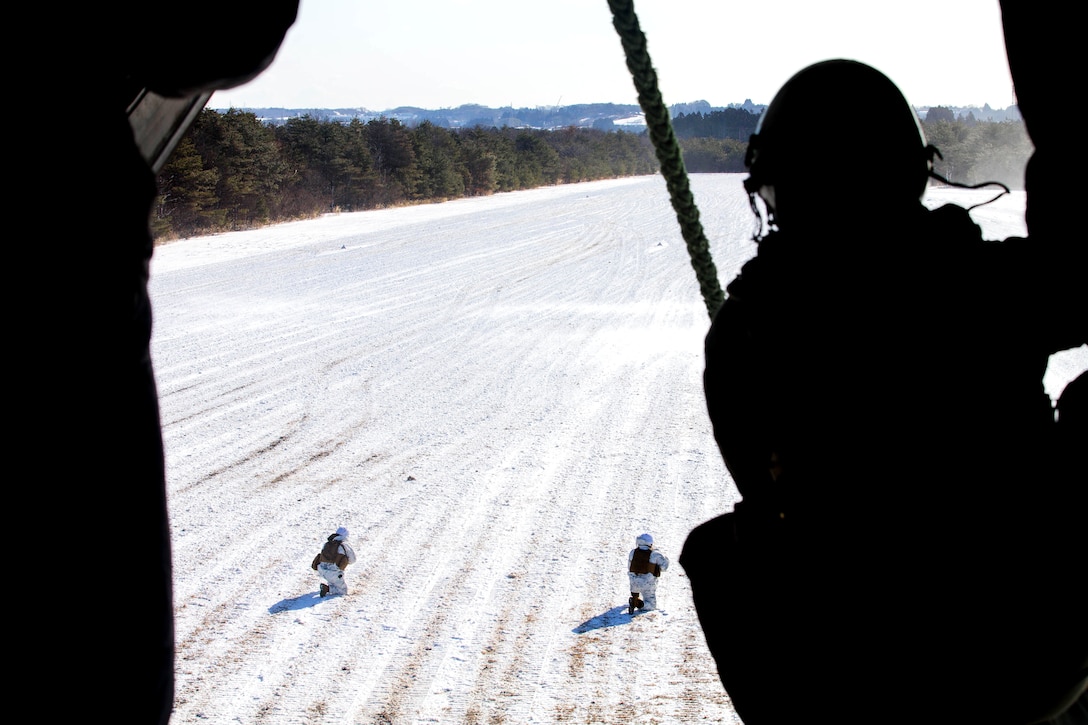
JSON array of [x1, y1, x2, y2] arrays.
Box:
[[206, 100, 758, 130], [207, 100, 1020, 131]]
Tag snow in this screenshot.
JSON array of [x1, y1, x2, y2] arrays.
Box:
[[612, 115, 648, 127], [149, 174, 1086, 724]]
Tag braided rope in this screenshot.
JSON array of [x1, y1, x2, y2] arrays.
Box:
[[608, 0, 724, 319]]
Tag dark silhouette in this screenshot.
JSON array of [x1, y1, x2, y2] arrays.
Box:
[[680, 3, 1085, 724], [23, 5, 298, 723]]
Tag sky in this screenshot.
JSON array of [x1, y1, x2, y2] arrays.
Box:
[[150, 176, 1085, 722], [210, 0, 1017, 113]]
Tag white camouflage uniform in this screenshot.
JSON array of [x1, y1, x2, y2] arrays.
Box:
[[318, 527, 357, 596], [628, 533, 669, 610]]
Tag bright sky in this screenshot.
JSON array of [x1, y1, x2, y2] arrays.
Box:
[[210, 0, 1016, 112]]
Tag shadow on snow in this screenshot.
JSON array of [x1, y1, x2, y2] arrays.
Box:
[[268, 590, 331, 614], [572, 605, 639, 633]]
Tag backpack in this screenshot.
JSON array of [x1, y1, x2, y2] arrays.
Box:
[[630, 548, 661, 577], [311, 536, 350, 570]]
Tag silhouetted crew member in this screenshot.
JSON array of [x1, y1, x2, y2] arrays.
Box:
[[680, 37, 1086, 725]]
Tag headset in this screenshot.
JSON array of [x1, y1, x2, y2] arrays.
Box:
[[740, 61, 1007, 236]]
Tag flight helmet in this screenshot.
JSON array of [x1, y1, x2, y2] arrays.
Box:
[[744, 59, 935, 222]]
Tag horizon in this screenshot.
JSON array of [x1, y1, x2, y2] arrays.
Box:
[[208, 97, 1017, 114]]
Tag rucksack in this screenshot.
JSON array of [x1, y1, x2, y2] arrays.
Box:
[[630, 548, 661, 577], [312, 536, 350, 570], [320, 538, 341, 562]]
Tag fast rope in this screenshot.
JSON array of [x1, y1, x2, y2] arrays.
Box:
[[608, 0, 725, 319]]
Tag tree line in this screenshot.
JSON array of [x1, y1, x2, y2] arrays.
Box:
[[153, 111, 659, 241], [667, 106, 1032, 187], [152, 107, 1032, 242]]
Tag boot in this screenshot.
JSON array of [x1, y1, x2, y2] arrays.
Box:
[[320, 583, 330, 598], [629, 594, 643, 615]]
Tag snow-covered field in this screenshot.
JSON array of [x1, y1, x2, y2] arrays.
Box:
[[149, 174, 1085, 724]]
